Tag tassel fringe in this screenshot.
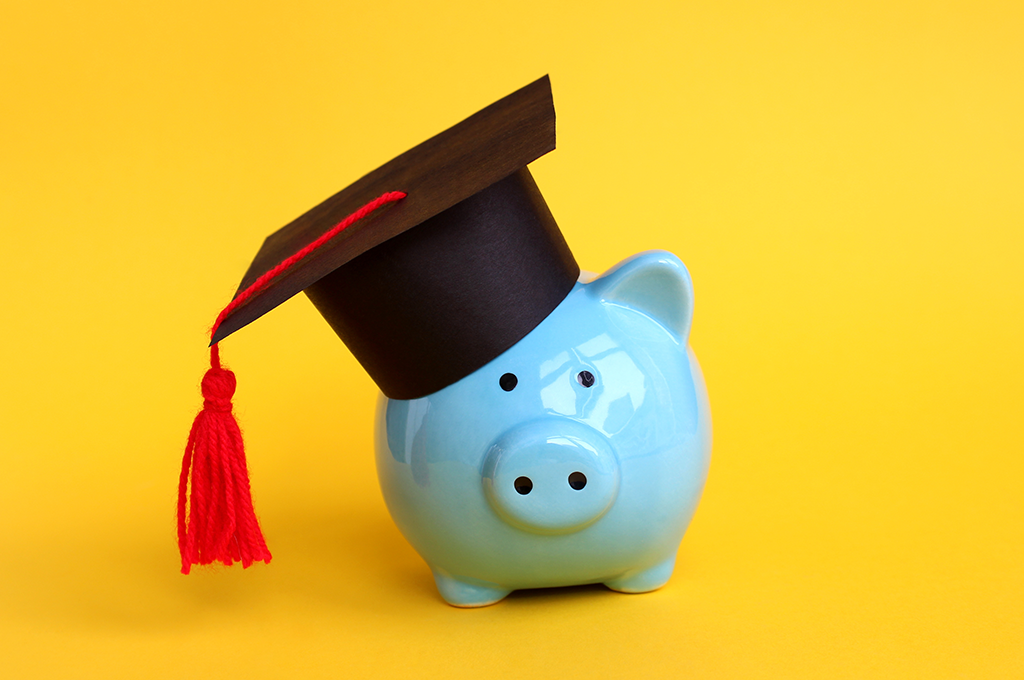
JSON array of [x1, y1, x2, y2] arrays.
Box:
[[178, 345, 271, 574]]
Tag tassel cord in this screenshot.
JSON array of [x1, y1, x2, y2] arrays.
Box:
[[178, 191, 407, 574]]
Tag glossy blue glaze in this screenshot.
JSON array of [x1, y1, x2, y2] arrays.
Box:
[[374, 250, 712, 607]]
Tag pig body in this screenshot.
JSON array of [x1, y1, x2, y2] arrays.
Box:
[[375, 251, 711, 607]]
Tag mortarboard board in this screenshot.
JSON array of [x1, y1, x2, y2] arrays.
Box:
[[178, 76, 579, 572]]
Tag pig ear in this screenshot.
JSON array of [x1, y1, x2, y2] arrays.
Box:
[[587, 251, 695, 343]]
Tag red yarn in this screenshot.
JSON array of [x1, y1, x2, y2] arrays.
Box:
[[178, 191, 407, 574], [210, 191, 409, 334]]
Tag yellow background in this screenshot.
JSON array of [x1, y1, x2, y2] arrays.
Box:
[[1, 1, 1021, 677]]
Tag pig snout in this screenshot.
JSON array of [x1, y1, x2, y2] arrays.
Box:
[[482, 419, 620, 534]]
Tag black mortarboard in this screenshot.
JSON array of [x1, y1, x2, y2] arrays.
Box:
[[178, 76, 578, 573], [214, 75, 578, 400]]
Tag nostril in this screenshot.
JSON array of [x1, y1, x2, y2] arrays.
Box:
[[568, 471, 587, 490], [514, 476, 533, 495], [577, 370, 595, 388]]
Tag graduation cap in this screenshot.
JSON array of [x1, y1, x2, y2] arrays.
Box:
[[177, 76, 579, 573]]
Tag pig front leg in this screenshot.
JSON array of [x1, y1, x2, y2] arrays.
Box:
[[603, 554, 677, 593], [431, 568, 512, 607]]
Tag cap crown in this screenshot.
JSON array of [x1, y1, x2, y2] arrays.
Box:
[[214, 76, 578, 399]]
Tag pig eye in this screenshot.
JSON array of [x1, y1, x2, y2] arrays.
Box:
[[499, 373, 518, 391], [577, 370, 595, 388]]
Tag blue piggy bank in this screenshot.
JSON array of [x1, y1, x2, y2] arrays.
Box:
[[375, 250, 712, 607]]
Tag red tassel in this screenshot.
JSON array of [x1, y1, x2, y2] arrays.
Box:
[[178, 344, 271, 574], [177, 190, 407, 574]]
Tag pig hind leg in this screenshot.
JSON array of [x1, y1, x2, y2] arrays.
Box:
[[431, 568, 512, 608], [603, 555, 677, 594]]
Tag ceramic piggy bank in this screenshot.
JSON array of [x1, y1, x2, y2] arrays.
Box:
[[376, 251, 711, 607], [179, 78, 714, 598]]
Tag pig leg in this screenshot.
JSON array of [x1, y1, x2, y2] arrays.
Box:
[[603, 555, 677, 593], [431, 568, 512, 608]]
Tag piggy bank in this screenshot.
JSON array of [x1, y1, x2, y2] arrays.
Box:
[[176, 80, 712, 587], [375, 250, 712, 607]]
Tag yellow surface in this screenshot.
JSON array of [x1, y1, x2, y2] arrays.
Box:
[[1, 1, 1021, 677]]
